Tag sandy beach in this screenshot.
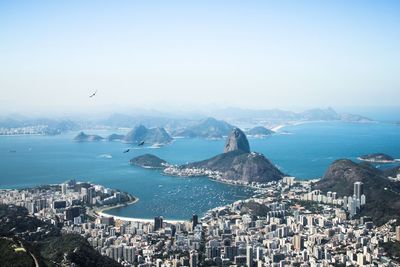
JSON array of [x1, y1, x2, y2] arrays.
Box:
[[93, 198, 186, 223]]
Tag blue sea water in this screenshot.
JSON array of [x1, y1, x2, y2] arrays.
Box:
[[0, 121, 399, 220]]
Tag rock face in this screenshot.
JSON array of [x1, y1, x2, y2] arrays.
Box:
[[224, 128, 250, 153], [316, 159, 400, 225], [358, 153, 395, 163], [73, 132, 104, 142], [124, 125, 172, 145], [130, 154, 167, 169], [185, 127, 283, 183]]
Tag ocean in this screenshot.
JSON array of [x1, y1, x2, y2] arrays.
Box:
[[0, 121, 399, 220]]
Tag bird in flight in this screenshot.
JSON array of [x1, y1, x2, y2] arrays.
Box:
[[89, 89, 97, 98], [138, 141, 145, 146], [123, 149, 130, 153]]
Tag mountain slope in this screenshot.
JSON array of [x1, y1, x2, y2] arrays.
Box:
[[124, 125, 172, 144], [0, 205, 121, 267], [184, 150, 283, 183], [315, 159, 400, 225]]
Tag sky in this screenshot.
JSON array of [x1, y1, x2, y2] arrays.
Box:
[[0, 0, 399, 115]]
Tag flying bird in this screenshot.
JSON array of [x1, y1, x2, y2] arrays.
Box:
[[138, 141, 145, 146], [123, 149, 130, 153], [89, 89, 98, 98]]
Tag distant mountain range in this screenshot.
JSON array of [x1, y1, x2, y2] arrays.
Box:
[[74, 125, 173, 145], [209, 107, 373, 123], [316, 159, 400, 225], [0, 107, 374, 136], [170, 117, 234, 139]]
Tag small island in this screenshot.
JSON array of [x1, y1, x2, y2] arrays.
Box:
[[358, 153, 395, 163], [246, 126, 274, 137], [74, 131, 104, 142], [130, 154, 168, 169]]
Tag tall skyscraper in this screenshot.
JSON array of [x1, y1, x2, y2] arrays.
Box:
[[189, 250, 198, 267], [154, 216, 163, 231], [246, 245, 254, 267], [360, 194, 366, 206], [354, 181, 364, 200], [61, 183, 67, 195], [293, 235, 304, 251], [87, 187, 95, 204], [192, 214, 198, 230]]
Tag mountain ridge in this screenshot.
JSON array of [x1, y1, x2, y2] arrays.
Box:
[[315, 159, 400, 225]]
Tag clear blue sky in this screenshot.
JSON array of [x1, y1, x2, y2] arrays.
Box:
[[0, 0, 399, 115]]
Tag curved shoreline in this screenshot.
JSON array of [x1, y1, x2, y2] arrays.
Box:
[[357, 157, 398, 163], [92, 197, 186, 223]]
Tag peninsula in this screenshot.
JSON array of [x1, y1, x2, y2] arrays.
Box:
[[130, 128, 284, 184]]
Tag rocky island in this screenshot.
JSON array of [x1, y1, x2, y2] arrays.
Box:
[[73, 131, 104, 142], [131, 128, 284, 184], [130, 154, 168, 169], [358, 153, 396, 163], [124, 125, 172, 145], [246, 126, 274, 137]]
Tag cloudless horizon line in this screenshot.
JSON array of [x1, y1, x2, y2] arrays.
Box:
[[1, 105, 399, 122]]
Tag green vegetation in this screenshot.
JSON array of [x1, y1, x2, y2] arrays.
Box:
[[291, 200, 323, 213], [0, 238, 35, 267], [381, 241, 400, 263], [40, 234, 121, 267], [0, 204, 121, 267], [240, 201, 271, 217]]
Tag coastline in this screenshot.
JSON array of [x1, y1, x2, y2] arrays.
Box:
[[357, 157, 398, 164], [92, 197, 186, 223]]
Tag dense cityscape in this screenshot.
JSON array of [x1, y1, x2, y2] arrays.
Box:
[[1, 175, 400, 266]]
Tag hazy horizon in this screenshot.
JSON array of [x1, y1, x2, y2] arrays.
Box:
[[1, 1, 399, 115]]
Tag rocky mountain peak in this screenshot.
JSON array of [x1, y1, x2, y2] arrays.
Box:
[[224, 128, 250, 153]]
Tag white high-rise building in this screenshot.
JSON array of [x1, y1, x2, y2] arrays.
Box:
[[61, 183, 67, 195], [361, 194, 366, 206], [357, 253, 365, 266], [246, 246, 254, 267]]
